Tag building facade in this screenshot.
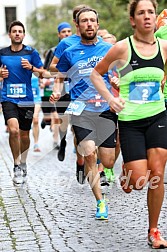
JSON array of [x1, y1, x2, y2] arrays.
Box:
[[0, 0, 60, 48]]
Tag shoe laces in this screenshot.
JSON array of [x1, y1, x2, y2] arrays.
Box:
[[97, 200, 106, 213], [154, 231, 161, 239], [150, 228, 163, 241]]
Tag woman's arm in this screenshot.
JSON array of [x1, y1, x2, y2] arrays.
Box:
[[90, 40, 127, 112]]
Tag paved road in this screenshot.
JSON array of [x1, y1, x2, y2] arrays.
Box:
[[0, 112, 167, 252]]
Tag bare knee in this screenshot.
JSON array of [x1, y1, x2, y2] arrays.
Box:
[[9, 127, 19, 138], [33, 117, 39, 125], [149, 169, 163, 187], [84, 152, 96, 164], [99, 155, 115, 168], [127, 171, 149, 190]]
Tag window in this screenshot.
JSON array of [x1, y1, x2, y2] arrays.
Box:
[[5, 7, 17, 33]]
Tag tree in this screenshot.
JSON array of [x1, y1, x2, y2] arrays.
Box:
[[26, 4, 74, 55], [26, 0, 167, 55]]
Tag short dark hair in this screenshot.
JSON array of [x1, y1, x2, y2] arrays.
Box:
[[128, 0, 158, 18], [8, 20, 25, 33], [72, 4, 90, 20], [75, 7, 99, 24]]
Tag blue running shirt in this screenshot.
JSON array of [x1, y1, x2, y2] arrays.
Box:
[[0, 45, 43, 105], [54, 34, 81, 59], [56, 40, 113, 112]]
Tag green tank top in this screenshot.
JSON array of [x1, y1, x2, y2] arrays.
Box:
[[118, 36, 165, 121]]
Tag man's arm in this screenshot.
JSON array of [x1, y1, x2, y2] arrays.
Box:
[[21, 57, 57, 79], [49, 75, 65, 103], [49, 56, 59, 73]]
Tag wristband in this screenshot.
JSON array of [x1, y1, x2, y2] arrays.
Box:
[[31, 65, 34, 71]]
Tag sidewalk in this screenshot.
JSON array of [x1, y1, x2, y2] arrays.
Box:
[[0, 112, 166, 252]]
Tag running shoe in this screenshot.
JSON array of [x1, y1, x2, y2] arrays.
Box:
[[148, 228, 167, 249], [57, 140, 66, 161], [13, 165, 24, 185], [100, 171, 110, 186], [76, 162, 85, 184], [119, 163, 132, 193], [95, 199, 108, 220], [20, 163, 27, 183], [104, 168, 115, 182]]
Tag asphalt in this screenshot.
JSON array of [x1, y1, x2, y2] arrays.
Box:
[[0, 112, 167, 252]]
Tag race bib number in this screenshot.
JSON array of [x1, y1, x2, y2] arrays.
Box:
[[7, 83, 26, 98], [129, 81, 160, 103], [65, 100, 86, 116]]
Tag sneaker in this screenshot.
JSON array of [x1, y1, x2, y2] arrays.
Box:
[[57, 140, 66, 161], [76, 162, 85, 184], [20, 163, 27, 183], [119, 163, 132, 193], [95, 199, 108, 220], [13, 165, 24, 185], [104, 168, 115, 182], [34, 144, 41, 152], [100, 171, 110, 186], [148, 228, 167, 249]]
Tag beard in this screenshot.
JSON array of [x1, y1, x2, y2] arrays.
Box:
[[81, 31, 97, 40], [11, 39, 23, 45]]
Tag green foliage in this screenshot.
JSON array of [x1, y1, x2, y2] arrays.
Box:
[[27, 4, 73, 54], [26, 0, 167, 55]]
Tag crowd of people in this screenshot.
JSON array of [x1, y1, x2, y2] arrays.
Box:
[[0, 0, 167, 249]]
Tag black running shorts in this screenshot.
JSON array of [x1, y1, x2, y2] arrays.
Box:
[[118, 111, 167, 163]]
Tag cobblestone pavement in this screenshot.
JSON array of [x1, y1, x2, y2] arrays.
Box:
[[0, 112, 167, 252]]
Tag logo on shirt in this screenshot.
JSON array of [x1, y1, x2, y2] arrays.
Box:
[[80, 50, 85, 55], [131, 60, 139, 66]]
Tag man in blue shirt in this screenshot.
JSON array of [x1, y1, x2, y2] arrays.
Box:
[[49, 5, 89, 167], [50, 8, 118, 220], [0, 20, 44, 185]]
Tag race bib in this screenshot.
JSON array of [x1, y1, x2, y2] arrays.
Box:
[[7, 83, 26, 98], [65, 100, 86, 116], [129, 81, 160, 103]]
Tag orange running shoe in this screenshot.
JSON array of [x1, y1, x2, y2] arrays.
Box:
[[119, 163, 132, 193], [148, 228, 167, 249]]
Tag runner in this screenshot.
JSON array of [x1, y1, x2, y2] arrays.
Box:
[[50, 7, 118, 220], [91, 0, 167, 248], [41, 22, 72, 149], [50, 5, 90, 182], [0, 20, 45, 184]]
